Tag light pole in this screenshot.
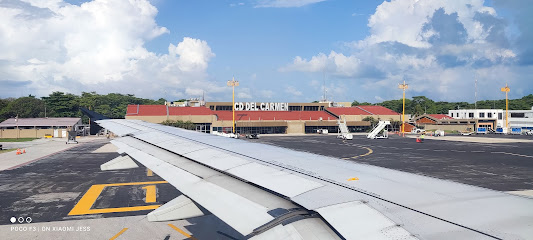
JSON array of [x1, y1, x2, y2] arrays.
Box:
[[398, 81, 408, 133], [227, 77, 239, 133], [500, 83, 510, 131]]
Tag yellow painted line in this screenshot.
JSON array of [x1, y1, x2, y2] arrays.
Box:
[[347, 177, 359, 181], [69, 184, 106, 215], [168, 224, 199, 240], [147, 169, 153, 176], [359, 147, 373, 157], [68, 181, 168, 216], [349, 147, 373, 159], [100, 181, 167, 187], [109, 228, 128, 240], [142, 185, 157, 203]]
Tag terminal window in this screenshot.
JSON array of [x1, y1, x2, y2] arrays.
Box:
[[487, 113, 492, 118], [216, 106, 232, 111], [511, 113, 525, 118], [288, 106, 302, 111], [468, 112, 474, 118], [479, 113, 485, 118], [304, 106, 319, 111]]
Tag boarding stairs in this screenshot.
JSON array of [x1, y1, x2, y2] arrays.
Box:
[[337, 118, 353, 140], [367, 121, 390, 139]]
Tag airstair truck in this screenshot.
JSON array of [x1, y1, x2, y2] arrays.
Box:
[[367, 121, 391, 139], [336, 119, 353, 140]]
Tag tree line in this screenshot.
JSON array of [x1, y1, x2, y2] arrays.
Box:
[[352, 94, 533, 117], [1, 92, 532, 123], [0, 92, 165, 123]]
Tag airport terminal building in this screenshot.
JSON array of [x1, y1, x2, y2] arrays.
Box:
[[125, 101, 401, 134]]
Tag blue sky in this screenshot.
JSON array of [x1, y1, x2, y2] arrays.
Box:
[[0, 0, 532, 103]]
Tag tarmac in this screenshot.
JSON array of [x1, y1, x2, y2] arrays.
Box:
[[251, 134, 533, 195], [0, 133, 532, 239], [0, 138, 240, 240]]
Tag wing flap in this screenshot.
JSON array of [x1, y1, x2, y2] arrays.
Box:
[[112, 138, 275, 235]]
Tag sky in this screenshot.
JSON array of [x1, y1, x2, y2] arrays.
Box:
[[0, 0, 532, 103]]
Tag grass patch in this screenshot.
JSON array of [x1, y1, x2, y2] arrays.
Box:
[[0, 148, 16, 153], [0, 138, 38, 142]]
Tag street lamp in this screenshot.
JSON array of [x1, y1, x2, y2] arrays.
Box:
[[227, 77, 239, 133], [500, 83, 510, 131], [398, 81, 408, 133]]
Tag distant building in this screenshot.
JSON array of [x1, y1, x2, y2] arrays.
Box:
[[448, 107, 533, 130], [124, 102, 401, 134], [0, 118, 82, 138], [413, 114, 477, 132]]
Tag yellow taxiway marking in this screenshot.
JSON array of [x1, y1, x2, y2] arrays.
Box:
[[350, 147, 373, 159], [68, 181, 167, 216], [347, 177, 359, 181], [147, 169, 153, 176], [109, 228, 128, 240], [142, 185, 157, 203], [360, 147, 373, 157], [168, 224, 199, 240]]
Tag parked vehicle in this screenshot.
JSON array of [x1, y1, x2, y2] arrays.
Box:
[[246, 133, 259, 139]]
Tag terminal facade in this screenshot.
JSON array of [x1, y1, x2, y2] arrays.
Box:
[[125, 101, 402, 134], [448, 107, 533, 130]]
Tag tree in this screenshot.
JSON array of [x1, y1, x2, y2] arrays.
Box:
[[42, 92, 80, 117], [161, 120, 196, 130], [351, 101, 372, 106], [0, 96, 44, 121]]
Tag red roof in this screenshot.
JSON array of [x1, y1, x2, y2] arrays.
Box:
[[357, 105, 399, 115], [126, 105, 214, 116], [428, 114, 453, 120], [327, 107, 369, 115], [327, 106, 399, 116], [214, 111, 336, 121]]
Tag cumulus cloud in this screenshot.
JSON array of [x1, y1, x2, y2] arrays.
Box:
[[285, 86, 303, 96], [280, 51, 364, 77], [256, 0, 326, 8], [0, 0, 217, 99], [259, 90, 274, 98], [280, 0, 528, 101]]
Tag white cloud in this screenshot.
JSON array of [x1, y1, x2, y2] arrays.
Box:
[[230, 2, 245, 7], [285, 86, 302, 96], [358, 0, 500, 48], [259, 90, 274, 98], [237, 88, 253, 99], [0, 0, 217, 99], [279, 0, 525, 101], [280, 51, 362, 77], [256, 0, 326, 8]]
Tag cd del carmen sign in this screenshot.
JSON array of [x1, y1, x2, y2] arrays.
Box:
[[234, 102, 289, 111]]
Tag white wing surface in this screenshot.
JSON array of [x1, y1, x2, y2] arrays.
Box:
[[97, 119, 533, 240]]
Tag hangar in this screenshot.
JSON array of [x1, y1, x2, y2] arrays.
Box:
[[0, 117, 82, 138]]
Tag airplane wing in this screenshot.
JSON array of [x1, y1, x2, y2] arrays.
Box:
[[96, 119, 533, 240]]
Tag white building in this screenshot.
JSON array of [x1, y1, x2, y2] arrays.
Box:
[[448, 107, 533, 130]]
